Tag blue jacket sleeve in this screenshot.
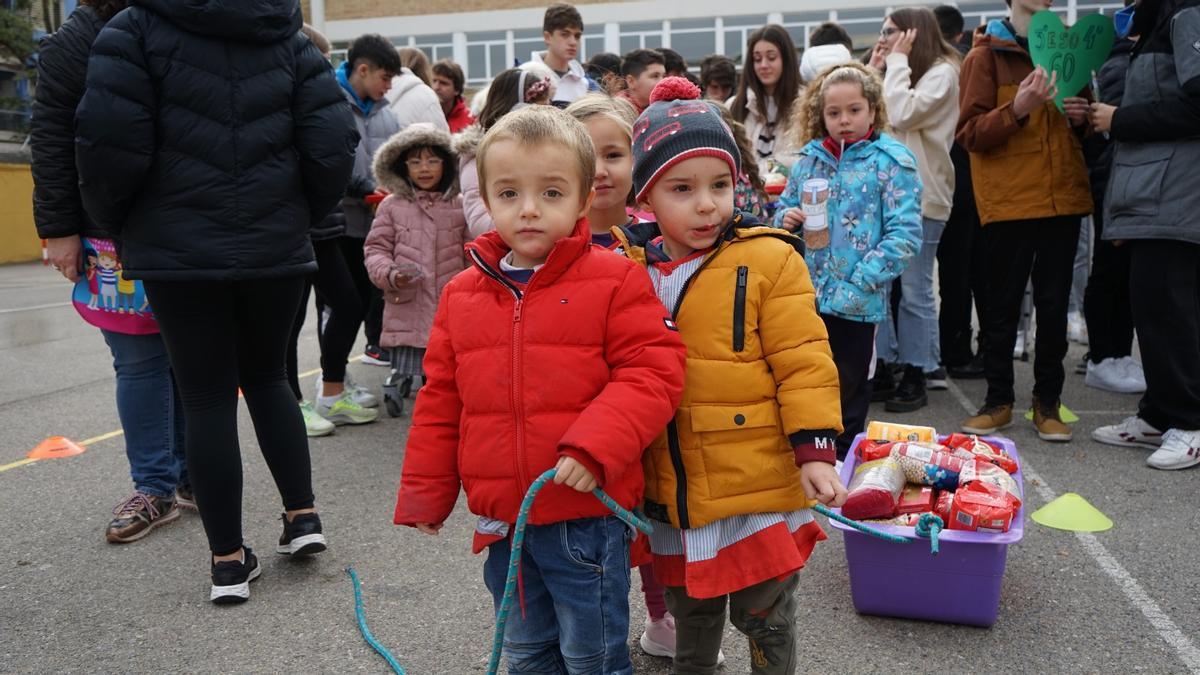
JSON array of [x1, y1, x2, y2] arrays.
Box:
[[847, 152, 922, 291], [74, 12, 154, 233]]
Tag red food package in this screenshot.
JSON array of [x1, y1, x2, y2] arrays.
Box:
[[948, 482, 1017, 533], [842, 458, 906, 520], [934, 490, 954, 522], [897, 485, 935, 515], [959, 460, 1022, 507], [943, 433, 1018, 474], [856, 439, 895, 462]]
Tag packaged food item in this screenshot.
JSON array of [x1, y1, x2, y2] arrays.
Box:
[[958, 460, 1022, 507], [948, 482, 1018, 533], [889, 442, 968, 489], [866, 421, 937, 443], [934, 489, 954, 522], [865, 513, 926, 527], [897, 485, 935, 515], [943, 433, 1019, 474], [842, 458, 906, 520], [855, 439, 895, 462]]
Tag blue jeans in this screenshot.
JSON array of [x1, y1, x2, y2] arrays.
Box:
[[877, 218, 946, 372], [483, 516, 633, 675], [101, 330, 187, 498]]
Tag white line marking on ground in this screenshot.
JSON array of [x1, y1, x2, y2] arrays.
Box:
[[946, 379, 1200, 673], [0, 302, 71, 315]]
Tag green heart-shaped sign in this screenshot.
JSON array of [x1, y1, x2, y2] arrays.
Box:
[[1028, 11, 1116, 110]]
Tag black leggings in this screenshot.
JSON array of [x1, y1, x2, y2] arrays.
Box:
[[286, 238, 367, 398], [145, 276, 315, 556], [339, 236, 384, 349], [822, 314, 877, 460]]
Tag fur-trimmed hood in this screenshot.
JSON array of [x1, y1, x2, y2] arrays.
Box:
[[372, 123, 460, 200], [451, 124, 485, 162]]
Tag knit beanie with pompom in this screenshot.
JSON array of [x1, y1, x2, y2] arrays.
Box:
[[631, 76, 741, 203]]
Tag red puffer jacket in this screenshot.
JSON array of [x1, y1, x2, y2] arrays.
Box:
[[394, 218, 687, 534]]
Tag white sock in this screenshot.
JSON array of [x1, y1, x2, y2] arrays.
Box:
[[318, 393, 342, 407]]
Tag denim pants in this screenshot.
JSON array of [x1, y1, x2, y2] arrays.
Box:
[[877, 218, 946, 371], [101, 330, 187, 498], [483, 516, 633, 675]]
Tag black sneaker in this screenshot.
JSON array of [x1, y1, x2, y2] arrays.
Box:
[[871, 360, 897, 402], [947, 353, 985, 380], [1075, 353, 1089, 375], [885, 365, 928, 412], [362, 345, 390, 367], [210, 547, 261, 604], [175, 484, 197, 511], [926, 367, 948, 391], [277, 513, 327, 556]]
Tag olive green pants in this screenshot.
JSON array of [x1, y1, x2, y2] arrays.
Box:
[[665, 572, 799, 674]]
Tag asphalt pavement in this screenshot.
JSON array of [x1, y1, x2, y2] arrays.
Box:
[[1, 260, 1197, 674]]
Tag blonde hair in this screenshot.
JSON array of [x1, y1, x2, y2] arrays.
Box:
[[792, 62, 890, 146], [565, 93, 637, 141], [477, 106, 596, 206]]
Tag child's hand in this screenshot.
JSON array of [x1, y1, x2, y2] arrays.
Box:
[[800, 462, 848, 507], [781, 208, 806, 232], [415, 522, 443, 535], [554, 456, 598, 493]]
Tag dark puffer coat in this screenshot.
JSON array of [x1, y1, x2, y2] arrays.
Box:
[[75, 0, 358, 280], [30, 4, 108, 240]]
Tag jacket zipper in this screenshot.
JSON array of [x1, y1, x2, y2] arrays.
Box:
[[733, 266, 748, 352], [468, 250, 530, 492]]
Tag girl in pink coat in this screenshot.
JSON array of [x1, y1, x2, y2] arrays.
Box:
[[365, 124, 468, 394]]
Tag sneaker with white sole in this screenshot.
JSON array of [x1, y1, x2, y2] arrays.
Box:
[[1067, 311, 1088, 345], [638, 613, 724, 665], [1116, 356, 1147, 391], [362, 344, 390, 366], [1091, 415, 1163, 449], [1145, 429, 1200, 470], [277, 512, 327, 556], [926, 367, 948, 391], [315, 391, 379, 425], [316, 375, 378, 409], [210, 547, 261, 604], [1085, 358, 1145, 394], [300, 401, 335, 437]]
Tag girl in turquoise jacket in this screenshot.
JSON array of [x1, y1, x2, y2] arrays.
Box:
[[772, 62, 922, 455]]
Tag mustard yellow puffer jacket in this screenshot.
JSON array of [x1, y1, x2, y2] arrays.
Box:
[[615, 218, 843, 529]]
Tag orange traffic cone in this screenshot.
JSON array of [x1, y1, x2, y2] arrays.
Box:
[[27, 436, 86, 460]]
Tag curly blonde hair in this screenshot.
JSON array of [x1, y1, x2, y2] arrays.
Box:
[[792, 62, 890, 146]]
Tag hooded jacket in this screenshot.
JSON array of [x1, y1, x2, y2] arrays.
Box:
[[955, 20, 1093, 226], [30, 4, 107, 240], [1105, 0, 1200, 244], [451, 125, 495, 238], [613, 217, 843, 530], [364, 125, 467, 349], [74, 0, 357, 280], [385, 68, 450, 132], [773, 132, 923, 324], [393, 219, 686, 534]]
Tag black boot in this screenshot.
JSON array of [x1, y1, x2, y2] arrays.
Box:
[[885, 365, 927, 412], [871, 359, 897, 402]]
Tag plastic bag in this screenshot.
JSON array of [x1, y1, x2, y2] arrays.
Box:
[[959, 460, 1022, 507], [934, 489, 954, 522], [897, 485, 935, 515], [949, 482, 1018, 533], [943, 433, 1018, 474], [889, 442, 968, 490], [855, 439, 895, 463], [842, 458, 906, 520]]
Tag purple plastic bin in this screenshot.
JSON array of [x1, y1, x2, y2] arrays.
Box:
[[829, 434, 1025, 627]]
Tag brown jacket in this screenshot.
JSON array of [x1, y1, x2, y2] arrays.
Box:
[[956, 22, 1092, 225]]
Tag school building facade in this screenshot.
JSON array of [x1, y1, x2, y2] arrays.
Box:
[[303, 0, 1122, 86]]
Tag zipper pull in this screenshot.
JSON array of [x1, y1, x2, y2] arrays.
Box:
[[737, 266, 748, 289], [513, 299, 522, 322]]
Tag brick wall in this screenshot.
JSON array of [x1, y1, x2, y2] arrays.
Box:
[[311, 0, 625, 20]]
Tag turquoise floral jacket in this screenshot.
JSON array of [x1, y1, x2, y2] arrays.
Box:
[[773, 132, 922, 324]]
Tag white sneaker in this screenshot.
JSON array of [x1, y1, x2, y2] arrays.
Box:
[[1085, 358, 1145, 394], [1091, 415, 1163, 449], [299, 401, 335, 438], [1067, 311, 1088, 345], [316, 374, 378, 408], [1145, 429, 1200, 470], [315, 391, 379, 425], [1116, 356, 1147, 391]]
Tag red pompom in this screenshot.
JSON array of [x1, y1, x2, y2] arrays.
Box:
[[649, 76, 701, 104]]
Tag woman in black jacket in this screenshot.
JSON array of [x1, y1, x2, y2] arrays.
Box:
[[75, 0, 358, 603], [31, 0, 192, 545]]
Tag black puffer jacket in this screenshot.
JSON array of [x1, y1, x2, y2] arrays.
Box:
[[75, 0, 358, 280], [30, 4, 108, 240]]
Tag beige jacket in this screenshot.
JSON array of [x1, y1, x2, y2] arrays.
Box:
[[883, 54, 959, 222], [728, 90, 799, 175]]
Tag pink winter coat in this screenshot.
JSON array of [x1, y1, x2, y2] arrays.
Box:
[[364, 124, 468, 350]]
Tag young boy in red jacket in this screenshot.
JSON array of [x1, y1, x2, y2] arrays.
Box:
[[394, 105, 687, 674]]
